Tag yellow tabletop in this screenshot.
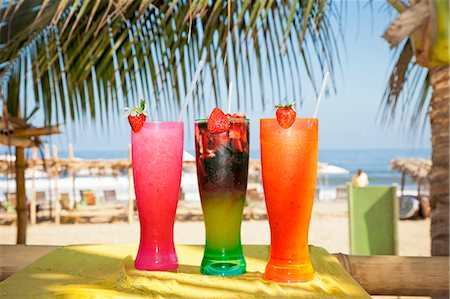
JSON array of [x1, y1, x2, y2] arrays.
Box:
[[0, 244, 370, 298]]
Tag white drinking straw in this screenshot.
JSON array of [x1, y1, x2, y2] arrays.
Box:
[[177, 58, 206, 121], [313, 71, 330, 118], [227, 82, 233, 114]]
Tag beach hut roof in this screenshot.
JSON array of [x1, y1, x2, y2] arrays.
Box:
[[0, 117, 60, 148], [390, 158, 431, 183], [27, 158, 131, 176]]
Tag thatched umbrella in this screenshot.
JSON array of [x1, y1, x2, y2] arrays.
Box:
[[390, 158, 432, 195], [0, 116, 60, 244]]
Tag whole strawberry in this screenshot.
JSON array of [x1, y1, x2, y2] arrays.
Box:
[[275, 102, 296, 128], [207, 108, 230, 134], [124, 100, 148, 132]]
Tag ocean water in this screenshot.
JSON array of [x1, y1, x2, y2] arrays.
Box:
[[256, 148, 430, 191], [49, 148, 430, 190], [0, 148, 430, 203], [318, 148, 431, 189]]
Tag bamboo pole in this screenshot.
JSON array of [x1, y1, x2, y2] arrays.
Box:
[[52, 145, 60, 225], [68, 143, 76, 207], [15, 147, 27, 244], [44, 144, 52, 219], [334, 253, 450, 296], [128, 144, 133, 224], [30, 147, 37, 225]]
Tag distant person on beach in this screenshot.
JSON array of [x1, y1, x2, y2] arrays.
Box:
[[351, 169, 369, 187]]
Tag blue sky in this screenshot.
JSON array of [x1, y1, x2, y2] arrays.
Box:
[[47, 2, 431, 154]]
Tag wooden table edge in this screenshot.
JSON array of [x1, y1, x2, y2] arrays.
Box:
[[0, 244, 448, 296]]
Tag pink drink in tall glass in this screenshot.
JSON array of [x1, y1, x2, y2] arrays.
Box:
[[132, 122, 183, 271]]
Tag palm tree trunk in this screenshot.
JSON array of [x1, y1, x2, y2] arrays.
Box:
[[15, 146, 27, 244], [429, 66, 449, 257]]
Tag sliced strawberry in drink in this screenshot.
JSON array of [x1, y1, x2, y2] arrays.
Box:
[[196, 157, 207, 177], [195, 126, 203, 155], [202, 132, 210, 152], [242, 140, 249, 154], [229, 122, 241, 139], [219, 133, 229, 146], [210, 132, 228, 153], [231, 139, 243, 152], [239, 122, 248, 142]]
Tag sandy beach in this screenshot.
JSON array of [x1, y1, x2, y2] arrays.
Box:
[[0, 201, 430, 257], [0, 201, 432, 299]]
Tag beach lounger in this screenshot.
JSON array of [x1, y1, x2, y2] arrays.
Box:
[[102, 189, 127, 210], [35, 191, 51, 214], [4, 193, 31, 213], [1, 193, 29, 224], [60, 192, 126, 224], [103, 190, 117, 202], [5, 193, 17, 211], [60, 193, 72, 210], [80, 190, 96, 205]]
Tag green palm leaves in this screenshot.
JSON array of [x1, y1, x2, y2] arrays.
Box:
[[0, 0, 341, 125], [382, 0, 449, 129]]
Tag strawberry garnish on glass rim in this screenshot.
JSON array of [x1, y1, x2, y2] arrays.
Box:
[[275, 102, 296, 129], [124, 99, 148, 132], [230, 112, 246, 119], [207, 108, 230, 134]]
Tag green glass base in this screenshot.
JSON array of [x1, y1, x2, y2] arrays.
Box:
[[200, 257, 246, 276]]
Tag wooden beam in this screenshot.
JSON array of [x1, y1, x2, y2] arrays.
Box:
[[0, 135, 34, 147], [44, 144, 53, 220], [30, 147, 38, 225], [15, 147, 27, 244], [0, 245, 56, 281], [53, 145, 60, 225], [12, 125, 61, 137], [334, 253, 449, 296]]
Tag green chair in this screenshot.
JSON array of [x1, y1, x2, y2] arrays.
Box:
[[347, 184, 398, 255]]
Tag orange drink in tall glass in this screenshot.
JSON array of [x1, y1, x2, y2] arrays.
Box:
[[260, 118, 318, 282]]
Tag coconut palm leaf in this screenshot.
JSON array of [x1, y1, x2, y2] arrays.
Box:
[[380, 0, 442, 130], [0, 0, 343, 126], [380, 39, 430, 130]]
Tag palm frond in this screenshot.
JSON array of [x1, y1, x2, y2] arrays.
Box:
[[380, 38, 431, 129], [0, 0, 343, 126]]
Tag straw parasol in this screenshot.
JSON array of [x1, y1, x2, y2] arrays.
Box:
[[390, 158, 431, 194], [317, 163, 349, 175]]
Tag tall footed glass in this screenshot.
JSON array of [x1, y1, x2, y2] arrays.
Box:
[[195, 119, 249, 276], [132, 122, 183, 271], [260, 118, 318, 282]]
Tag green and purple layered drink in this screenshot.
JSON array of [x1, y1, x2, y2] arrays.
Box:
[[194, 109, 249, 276]]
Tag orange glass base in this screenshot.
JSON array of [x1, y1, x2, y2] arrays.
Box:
[[264, 259, 314, 283]]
